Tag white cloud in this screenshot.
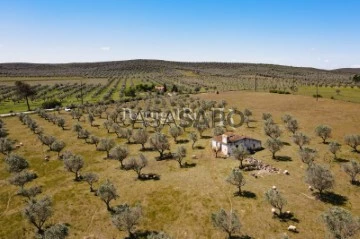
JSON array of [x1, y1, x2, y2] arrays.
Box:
[[324, 59, 329, 63], [310, 47, 316, 51], [0, 44, 3, 48], [351, 64, 360, 68], [100, 46, 111, 51]]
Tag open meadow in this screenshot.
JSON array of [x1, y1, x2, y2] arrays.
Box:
[[1, 90, 359, 239]]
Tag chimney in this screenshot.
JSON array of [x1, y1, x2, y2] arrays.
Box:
[[222, 134, 228, 144]]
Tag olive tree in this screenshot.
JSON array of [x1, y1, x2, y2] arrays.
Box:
[[133, 128, 149, 150], [97, 180, 119, 211], [292, 132, 310, 149], [110, 145, 129, 169], [121, 128, 133, 144], [213, 126, 225, 136], [50, 140, 66, 158], [88, 135, 100, 149], [9, 170, 37, 189], [88, 113, 95, 126], [72, 123, 83, 138], [322, 207, 360, 239], [5, 154, 29, 173], [39, 135, 56, 150], [127, 154, 148, 178], [195, 122, 209, 138], [18, 186, 42, 200], [15, 81, 36, 111], [299, 147, 317, 166], [0, 137, 14, 155], [343, 160, 360, 184], [211, 208, 241, 239], [23, 196, 52, 235], [344, 134, 360, 152], [226, 169, 246, 195], [56, 118, 66, 130], [147, 232, 172, 239], [112, 204, 142, 239], [264, 123, 282, 139], [82, 172, 99, 192], [103, 120, 114, 133], [315, 125, 332, 144], [265, 188, 287, 216], [262, 112, 272, 121], [98, 138, 116, 158], [44, 223, 69, 239], [328, 142, 341, 160], [265, 138, 283, 159], [169, 126, 183, 143], [232, 145, 249, 169], [281, 114, 293, 124], [189, 132, 198, 149], [78, 129, 90, 142], [63, 153, 84, 181], [175, 146, 187, 168], [149, 133, 170, 160], [286, 119, 299, 135], [306, 164, 334, 196]]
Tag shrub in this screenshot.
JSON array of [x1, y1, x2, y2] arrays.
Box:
[[42, 100, 62, 109]]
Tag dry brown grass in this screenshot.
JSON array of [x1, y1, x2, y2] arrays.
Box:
[[0, 91, 359, 239]]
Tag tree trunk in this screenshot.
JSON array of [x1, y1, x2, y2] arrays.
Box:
[[106, 201, 111, 211], [238, 186, 242, 195], [272, 152, 276, 159], [75, 172, 79, 181], [192, 142, 195, 149], [178, 159, 183, 168], [25, 96, 30, 111]]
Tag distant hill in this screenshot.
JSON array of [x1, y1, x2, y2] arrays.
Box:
[[0, 60, 356, 84], [333, 68, 360, 74]]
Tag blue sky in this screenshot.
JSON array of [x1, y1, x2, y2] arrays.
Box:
[[0, 0, 359, 69]]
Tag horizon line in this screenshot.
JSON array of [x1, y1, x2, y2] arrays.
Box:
[[0, 58, 357, 71]]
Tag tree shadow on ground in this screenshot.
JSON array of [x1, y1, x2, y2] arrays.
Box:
[[138, 173, 160, 181], [277, 212, 300, 223], [230, 235, 254, 239], [182, 162, 197, 168], [140, 147, 154, 152], [282, 141, 291, 146], [177, 139, 189, 144], [245, 126, 256, 129], [234, 190, 257, 199], [351, 180, 360, 187], [195, 145, 205, 150], [250, 147, 264, 154], [155, 153, 175, 161], [201, 135, 212, 139], [275, 156, 292, 161], [334, 158, 350, 163], [317, 192, 348, 206], [123, 230, 167, 239]]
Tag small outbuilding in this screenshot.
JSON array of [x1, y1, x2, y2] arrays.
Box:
[[211, 132, 262, 156]]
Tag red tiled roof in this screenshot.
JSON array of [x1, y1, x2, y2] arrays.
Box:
[[213, 132, 260, 143]]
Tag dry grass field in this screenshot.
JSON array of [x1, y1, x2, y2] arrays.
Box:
[[0, 91, 359, 239]]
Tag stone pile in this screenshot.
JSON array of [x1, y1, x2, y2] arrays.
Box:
[[243, 157, 280, 173]]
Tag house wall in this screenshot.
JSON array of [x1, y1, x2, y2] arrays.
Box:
[[211, 138, 262, 156]]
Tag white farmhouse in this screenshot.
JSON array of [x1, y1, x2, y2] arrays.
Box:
[[211, 132, 262, 156]]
